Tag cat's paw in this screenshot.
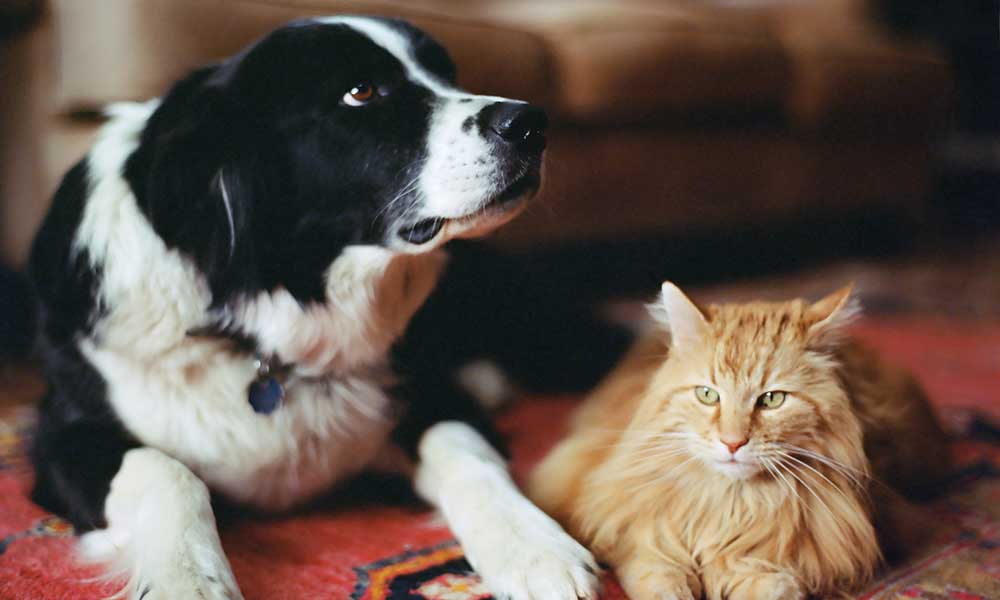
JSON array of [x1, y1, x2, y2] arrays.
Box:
[[625, 579, 696, 600], [728, 571, 804, 600], [619, 564, 700, 600]]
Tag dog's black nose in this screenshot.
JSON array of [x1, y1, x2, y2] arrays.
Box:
[[483, 102, 548, 154]]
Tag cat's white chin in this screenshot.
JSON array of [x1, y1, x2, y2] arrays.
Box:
[[709, 459, 759, 480]]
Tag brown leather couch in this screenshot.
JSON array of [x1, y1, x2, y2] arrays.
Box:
[[0, 0, 952, 266]]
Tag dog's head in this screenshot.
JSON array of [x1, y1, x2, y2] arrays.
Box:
[[126, 16, 547, 303]]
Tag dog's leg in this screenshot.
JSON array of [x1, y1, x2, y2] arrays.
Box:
[[78, 447, 243, 600], [415, 421, 600, 600]]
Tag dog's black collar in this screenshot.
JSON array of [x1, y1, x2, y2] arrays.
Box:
[[187, 325, 290, 415]]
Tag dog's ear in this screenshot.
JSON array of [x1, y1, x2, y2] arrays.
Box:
[[124, 65, 285, 305]]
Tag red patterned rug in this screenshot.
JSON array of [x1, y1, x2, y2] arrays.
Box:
[[2, 317, 1000, 599]]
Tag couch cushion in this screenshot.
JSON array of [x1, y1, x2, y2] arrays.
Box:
[[482, 1, 792, 124], [52, 0, 555, 113], [766, 0, 953, 134]]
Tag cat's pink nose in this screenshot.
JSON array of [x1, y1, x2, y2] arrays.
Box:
[[723, 438, 749, 454]]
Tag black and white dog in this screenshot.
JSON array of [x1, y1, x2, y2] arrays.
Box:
[[28, 16, 599, 600]]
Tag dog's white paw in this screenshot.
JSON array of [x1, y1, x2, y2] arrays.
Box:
[[76, 448, 243, 600], [132, 529, 243, 600], [416, 423, 600, 599], [137, 574, 241, 600], [461, 499, 600, 600], [135, 563, 242, 600]]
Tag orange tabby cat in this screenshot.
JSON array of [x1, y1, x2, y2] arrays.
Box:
[[529, 282, 950, 600]]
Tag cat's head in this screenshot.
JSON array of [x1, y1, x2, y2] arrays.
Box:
[[641, 282, 863, 481]]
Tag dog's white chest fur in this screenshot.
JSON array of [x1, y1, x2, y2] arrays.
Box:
[[83, 339, 399, 509]]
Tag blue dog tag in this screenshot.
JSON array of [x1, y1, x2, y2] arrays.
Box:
[[249, 377, 284, 414]]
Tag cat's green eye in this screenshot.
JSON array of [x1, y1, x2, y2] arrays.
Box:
[[757, 391, 787, 409], [695, 386, 720, 406]]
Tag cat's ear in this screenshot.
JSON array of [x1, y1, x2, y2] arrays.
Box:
[[650, 281, 709, 348], [806, 284, 861, 347]]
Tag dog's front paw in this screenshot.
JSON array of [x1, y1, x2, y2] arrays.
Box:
[[136, 567, 242, 600], [137, 574, 241, 600], [462, 500, 600, 600], [133, 531, 243, 600]]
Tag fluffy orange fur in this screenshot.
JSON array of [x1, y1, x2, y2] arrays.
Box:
[[529, 283, 950, 600]]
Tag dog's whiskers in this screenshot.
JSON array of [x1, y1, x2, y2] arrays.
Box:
[[376, 170, 426, 224]]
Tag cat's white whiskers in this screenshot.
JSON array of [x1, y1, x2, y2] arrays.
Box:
[[778, 444, 870, 491], [774, 451, 868, 514], [760, 456, 807, 512], [777, 451, 866, 496], [796, 454, 870, 489], [779, 444, 867, 477], [761, 455, 800, 500]]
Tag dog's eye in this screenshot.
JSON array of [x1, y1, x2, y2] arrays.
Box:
[[343, 83, 377, 107]]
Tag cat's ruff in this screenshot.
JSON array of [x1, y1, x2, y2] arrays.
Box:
[[28, 17, 597, 600]]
